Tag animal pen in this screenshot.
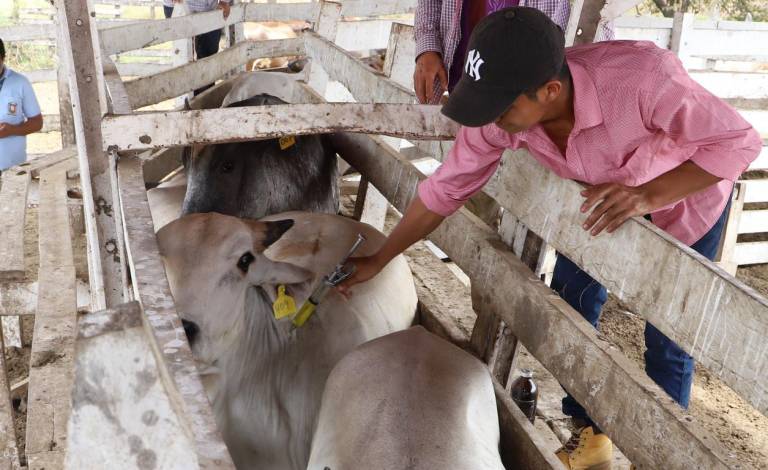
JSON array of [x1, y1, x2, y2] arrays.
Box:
[[0, 0, 767, 468]]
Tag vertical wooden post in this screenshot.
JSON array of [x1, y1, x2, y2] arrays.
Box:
[[55, 0, 125, 309], [307, 0, 342, 97], [172, 3, 194, 107], [569, 0, 608, 46], [715, 182, 745, 276], [670, 12, 695, 68], [54, 7, 76, 148]]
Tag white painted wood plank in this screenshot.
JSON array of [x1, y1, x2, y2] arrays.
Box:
[[100, 2, 316, 55], [125, 38, 304, 109], [57, 0, 126, 310], [101, 103, 458, 150], [742, 179, 768, 203], [733, 241, 768, 266], [0, 171, 31, 281], [117, 157, 235, 469], [340, 0, 416, 17], [67, 301, 199, 470], [738, 210, 768, 234], [335, 19, 408, 51], [26, 162, 76, 469], [748, 146, 768, 170]]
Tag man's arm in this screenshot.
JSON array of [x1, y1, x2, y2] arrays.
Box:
[[582, 54, 762, 235], [337, 124, 508, 295], [0, 114, 43, 138], [414, 0, 447, 104], [580, 161, 721, 235], [337, 196, 444, 296]]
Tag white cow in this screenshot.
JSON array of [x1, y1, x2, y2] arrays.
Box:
[[157, 211, 417, 470], [308, 326, 506, 470]]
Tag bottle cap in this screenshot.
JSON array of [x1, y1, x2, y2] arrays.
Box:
[[520, 368, 533, 379]]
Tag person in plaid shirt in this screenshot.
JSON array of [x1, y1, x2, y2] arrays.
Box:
[[414, 0, 614, 104]]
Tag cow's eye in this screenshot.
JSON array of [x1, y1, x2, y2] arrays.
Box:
[[237, 252, 255, 273], [222, 161, 234, 173]]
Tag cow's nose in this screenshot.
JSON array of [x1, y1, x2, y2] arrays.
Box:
[[182, 319, 200, 344]]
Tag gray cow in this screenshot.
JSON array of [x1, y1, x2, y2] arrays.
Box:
[[182, 93, 339, 220]]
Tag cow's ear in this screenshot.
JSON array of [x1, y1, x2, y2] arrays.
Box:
[[262, 219, 295, 248]]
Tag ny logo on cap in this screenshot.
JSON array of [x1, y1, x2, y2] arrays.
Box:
[[465, 49, 484, 81]]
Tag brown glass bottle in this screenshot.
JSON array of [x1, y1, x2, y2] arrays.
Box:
[[510, 369, 538, 424]]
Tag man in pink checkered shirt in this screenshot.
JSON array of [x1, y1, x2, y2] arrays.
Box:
[[341, 8, 761, 469], [413, 0, 613, 103]]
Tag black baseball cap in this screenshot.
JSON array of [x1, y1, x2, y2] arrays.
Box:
[[442, 7, 566, 127]]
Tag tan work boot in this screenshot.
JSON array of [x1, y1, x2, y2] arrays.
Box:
[[556, 425, 613, 470]]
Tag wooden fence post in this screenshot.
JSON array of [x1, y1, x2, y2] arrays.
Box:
[[670, 12, 695, 68], [55, 0, 126, 309], [53, 2, 76, 147], [172, 3, 194, 107], [307, 0, 341, 97]]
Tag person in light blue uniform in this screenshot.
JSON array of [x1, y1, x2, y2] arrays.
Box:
[[0, 38, 43, 171]]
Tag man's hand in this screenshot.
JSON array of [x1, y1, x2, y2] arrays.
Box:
[[218, 1, 230, 19], [580, 183, 654, 236], [336, 256, 386, 299], [414, 51, 448, 104], [0, 123, 11, 139]]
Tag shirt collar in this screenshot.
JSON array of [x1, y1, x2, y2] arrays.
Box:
[[567, 57, 603, 132]]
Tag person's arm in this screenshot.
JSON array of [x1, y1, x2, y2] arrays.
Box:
[[0, 76, 43, 139], [580, 161, 721, 235], [414, 0, 447, 104], [581, 53, 762, 236], [218, 0, 230, 18], [0, 115, 43, 139], [338, 124, 509, 296]]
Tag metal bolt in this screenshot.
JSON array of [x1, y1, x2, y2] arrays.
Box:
[[76, 19, 83, 26], [85, 76, 92, 83]]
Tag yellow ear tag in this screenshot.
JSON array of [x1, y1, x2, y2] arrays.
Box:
[[279, 136, 296, 150], [273, 285, 297, 319]]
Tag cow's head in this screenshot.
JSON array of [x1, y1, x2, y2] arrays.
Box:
[[157, 212, 312, 365]]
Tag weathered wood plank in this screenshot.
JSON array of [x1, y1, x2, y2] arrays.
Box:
[[0, 171, 31, 281], [482, 150, 768, 415], [18, 147, 78, 179], [328, 131, 738, 469], [0, 321, 21, 468], [0, 282, 37, 317], [738, 209, 768, 234], [67, 301, 199, 469], [341, 0, 416, 17], [57, 0, 125, 309], [716, 183, 745, 275], [303, 30, 413, 103], [117, 157, 235, 469], [733, 241, 768, 266], [742, 179, 768, 203], [26, 163, 76, 469], [125, 38, 305, 109], [102, 56, 134, 114], [100, 2, 316, 55], [101, 103, 458, 150]]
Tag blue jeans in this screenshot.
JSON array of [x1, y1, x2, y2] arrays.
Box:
[[554, 201, 730, 425]]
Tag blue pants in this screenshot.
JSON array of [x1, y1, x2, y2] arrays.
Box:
[[554, 203, 730, 424]]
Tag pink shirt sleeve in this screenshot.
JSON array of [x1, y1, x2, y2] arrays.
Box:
[[643, 54, 762, 182], [418, 124, 510, 216]]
